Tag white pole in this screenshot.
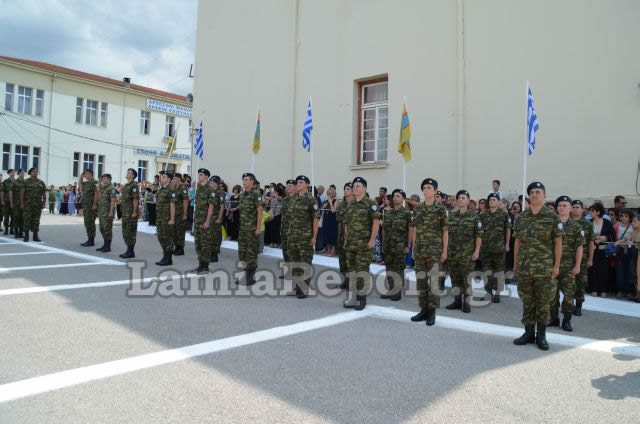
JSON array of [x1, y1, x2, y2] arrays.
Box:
[[522, 80, 529, 207], [309, 97, 314, 194], [251, 154, 255, 173], [402, 95, 408, 192]]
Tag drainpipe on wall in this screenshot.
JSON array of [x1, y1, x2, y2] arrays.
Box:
[[46, 74, 55, 183], [120, 93, 126, 182]]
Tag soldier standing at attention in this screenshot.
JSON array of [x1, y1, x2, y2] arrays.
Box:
[[480, 193, 511, 303], [380, 189, 411, 301], [79, 169, 99, 246], [286, 175, 320, 299], [343, 177, 380, 310], [119, 168, 139, 258], [191, 168, 215, 274], [1, 169, 14, 234], [155, 171, 176, 266], [445, 190, 482, 312], [410, 178, 448, 326], [336, 182, 353, 289], [96, 174, 117, 252], [47, 185, 57, 214], [513, 182, 563, 351], [207, 175, 226, 263], [570, 200, 594, 316], [235, 173, 263, 286], [279, 179, 297, 279], [550, 196, 584, 332], [170, 173, 189, 256], [11, 169, 26, 238], [21, 168, 47, 242]]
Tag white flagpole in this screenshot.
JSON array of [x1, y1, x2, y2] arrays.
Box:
[[403, 96, 408, 192], [252, 105, 259, 173], [522, 80, 529, 206], [251, 154, 255, 173], [309, 97, 314, 194]]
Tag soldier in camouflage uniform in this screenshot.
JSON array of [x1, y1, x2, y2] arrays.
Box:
[[79, 169, 99, 246], [119, 168, 139, 258], [208, 175, 226, 263], [380, 189, 411, 301], [279, 179, 297, 279], [1, 169, 14, 234], [191, 169, 215, 274], [155, 171, 176, 266], [336, 183, 353, 289], [410, 178, 448, 326], [285, 175, 320, 299], [22, 168, 47, 242], [170, 173, 189, 256], [445, 190, 482, 312], [480, 193, 511, 303], [343, 177, 380, 310], [11, 169, 26, 238], [235, 172, 263, 285], [571, 200, 594, 316], [48, 185, 57, 214], [96, 174, 117, 252], [513, 182, 563, 351], [550, 196, 584, 332]]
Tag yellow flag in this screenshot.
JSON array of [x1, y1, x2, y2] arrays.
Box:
[[252, 110, 261, 154], [398, 103, 411, 162], [164, 136, 176, 156]]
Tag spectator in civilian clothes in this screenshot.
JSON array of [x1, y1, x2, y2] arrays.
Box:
[[489, 179, 503, 199], [588, 203, 616, 297], [631, 215, 640, 302], [375, 187, 388, 208], [321, 185, 339, 256], [614, 210, 635, 298], [613, 195, 627, 220]]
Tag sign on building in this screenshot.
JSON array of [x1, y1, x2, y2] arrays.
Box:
[[146, 99, 192, 118]]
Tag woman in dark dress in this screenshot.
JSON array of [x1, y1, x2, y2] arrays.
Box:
[[321, 185, 339, 256], [227, 185, 241, 241], [588, 203, 616, 297], [60, 189, 69, 215]]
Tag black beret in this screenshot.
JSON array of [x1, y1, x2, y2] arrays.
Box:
[[555, 195, 572, 206], [102, 173, 112, 180], [198, 168, 210, 177], [436, 191, 443, 197], [209, 175, 221, 183], [296, 175, 310, 184], [456, 190, 470, 199], [242, 172, 256, 180], [286, 179, 296, 186], [83, 168, 94, 174], [391, 189, 406, 198], [127, 168, 138, 178], [352, 177, 367, 187], [159, 171, 174, 180], [17, 168, 25, 174], [28, 167, 37, 174], [527, 181, 545, 194], [173, 173, 182, 179], [421, 178, 438, 190], [571, 200, 584, 207], [385, 194, 393, 201], [487, 193, 500, 201], [343, 182, 352, 190]]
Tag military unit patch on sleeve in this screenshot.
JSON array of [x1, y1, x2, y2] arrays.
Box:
[[314, 204, 319, 210], [133, 188, 137, 193], [477, 222, 482, 229], [258, 196, 262, 202], [558, 223, 563, 230], [171, 193, 176, 198], [371, 205, 377, 211], [211, 193, 216, 197], [580, 230, 585, 237]]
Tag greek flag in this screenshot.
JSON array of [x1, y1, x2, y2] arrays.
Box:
[[527, 88, 539, 156], [301, 99, 312, 152], [194, 121, 204, 159]]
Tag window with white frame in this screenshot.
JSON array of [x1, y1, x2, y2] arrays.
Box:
[[85, 100, 98, 126], [137, 160, 148, 182], [83, 153, 95, 171], [358, 80, 388, 163], [14, 145, 29, 170], [100, 103, 108, 127], [35, 89, 44, 117], [165, 115, 175, 137], [32, 147, 40, 169], [140, 111, 150, 135], [17, 86, 33, 115], [73, 152, 80, 177], [98, 155, 105, 177], [2, 144, 10, 171], [76, 98, 83, 123], [5, 83, 14, 112]]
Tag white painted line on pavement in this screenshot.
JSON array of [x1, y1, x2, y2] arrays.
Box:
[[0, 252, 54, 257], [0, 236, 123, 265], [0, 310, 369, 403], [0, 276, 169, 296], [0, 262, 115, 273]]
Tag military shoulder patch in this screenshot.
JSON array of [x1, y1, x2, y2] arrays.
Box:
[[133, 188, 137, 193], [371, 205, 377, 211], [558, 223, 563, 230], [171, 193, 176, 198], [211, 192, 216, 197], [313, 204, 319, 210], [477, 222, 482, 229], [257, 196, 262, 202], [580, 230, 585, 237]]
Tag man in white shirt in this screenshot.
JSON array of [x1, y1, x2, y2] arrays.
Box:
[[489, 179, 503, 200]]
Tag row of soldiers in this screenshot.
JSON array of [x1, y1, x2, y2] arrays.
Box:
[[0, 168, 47, 241]]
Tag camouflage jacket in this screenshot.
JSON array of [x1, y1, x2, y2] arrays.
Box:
[[82, 179, 98, 208], [514, 206, 564, 271], [288, 192, 321, 242], [121, 180, 140, 218], [155, 184, 176, 223], [559, 218, 585, 269], [382, 206, 411, 251], [171, 183, 189, 217], [210, 188, 225, 221], [448, 209, 483, 256], [2, 179, 14, 204], [412, 202, 448, 256], [12, 178, 25, 204], [98, 183, 117, 216], [194, 184, 214, 225], [344, 196, 380, 250], [24, 177, 47, 205], [280, 195, 294, 237], [48, 188, 57, 203], [480, 209, 510, 253], [576, 218, 595, 260], [239, 190, 263, 231]]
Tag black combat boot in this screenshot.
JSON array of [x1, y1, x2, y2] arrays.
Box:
[[493, 293, 501, 303], [3, 227, 7, 235], [32, 231, 41, 242], [96, 243, 106, 252], [339, 275, 349, 290], [462, 294, 471, 313], [211, 253, 218, 263], [174, 246, 185, 256], [573, 301, 582, 316], [536, 323, 549, 351], [101, 240, 111, 253], [295, 284, 308, 299], [120, 247, 135, 258], [155, 251, 172, 266], [354, 295, 366, 311], [14, 228, 20, 238], [197, 262, 210, 274], [425, 309, 436, 326], [343, 291, 358, 309], [561, 313, 573, 332], [81, 237, 94, 247], [9, 227, 14, 235], [245, 270, 256, 286], [23, 230, 29, 242], [411, 308, 429, 322], [549, 308, 560, 327], [389, 285, 402, 301], [446, 295, 462, 310], [513, 325, 535, 345]]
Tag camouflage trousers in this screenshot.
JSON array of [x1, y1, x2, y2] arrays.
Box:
[[98, 214, 113, 242], [449, 251, 474, 296], [211, 222, 222, 255], [156, 220, 175, 254], [483, 251, 506, 292], [238, 229, 259, 271], [415, 252, 441, 309], [23, 202, 43, 232], [553, 267, 576, 314], [575, 259, 588, 303], [173, 215, 185, 248], [346, 246, 372, 292], [281, 232, 290, 263], [194, 222, 214, 264], [288, 238, 314, 279], [2, 202, 11, 229], [48, 201, 55, 214], [83, 208, 96, 238], [121, 217, 138, 248], [517, 265, 556, 325], [12, 205, 23, 232], [383, 244, 405, 292], [338, 227, 347, 273]]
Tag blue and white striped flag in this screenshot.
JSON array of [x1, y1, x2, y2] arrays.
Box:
[[527, 88, 539, 156], [194, 121, 204, 159], [301, 99, 313, 152]]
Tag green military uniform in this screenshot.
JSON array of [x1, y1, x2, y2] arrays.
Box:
[[344, 196, 380, 293], [11, 178, 25, 236], [336, 198, 352, 276], [575, 218, 594, 305], [172, 183, 188, 251], [287, 192, 321, 287], [121, 180, 140, 251], [23, 177, 47, 233], [514, 206, 564, 326], [194, 183, 215, 265], [280, 195, 294, 263], [412, 202, 448, 310], [1, 178, 13, 232], [156, 184, 177, 256], [48, 187, 57, 214], [382, 206, 411, 296], [553, 218, 584, 319], [97, 182, 117, 244], [210, 188, 225, 258], [480, 208, 510, 295], [448, 209, 483, 297], [82, 178, 98, 240], [238, 189, 263, 274]]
